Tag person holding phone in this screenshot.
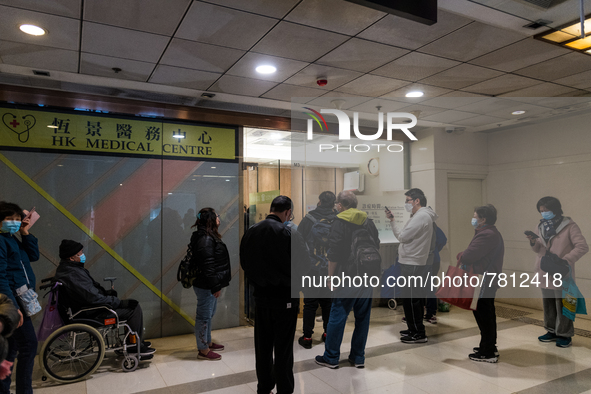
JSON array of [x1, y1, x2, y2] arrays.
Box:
[[0, 201, 39, 394], [528, 196, 588, 348]]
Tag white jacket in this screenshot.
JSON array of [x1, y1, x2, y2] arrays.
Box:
[[391, 206, 438, 266]]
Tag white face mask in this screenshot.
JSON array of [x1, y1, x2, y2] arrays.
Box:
[[405, 203, 413, 212]]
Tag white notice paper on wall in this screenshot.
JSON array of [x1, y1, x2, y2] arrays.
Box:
[[357, 193, 410, 244]]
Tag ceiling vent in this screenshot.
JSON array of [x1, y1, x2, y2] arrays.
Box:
[[519, 0, 567, 9], [32, 70, 50, 77], [523, 19, 553, 29]]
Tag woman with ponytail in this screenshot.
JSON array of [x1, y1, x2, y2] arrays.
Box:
[[190, 208, 231, 361]]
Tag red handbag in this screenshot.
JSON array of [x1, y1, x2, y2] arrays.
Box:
[[435, 261, 483, 311]]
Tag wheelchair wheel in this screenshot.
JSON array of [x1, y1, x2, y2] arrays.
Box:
[[387, 298, 397, 310], [40, 323, 106, 383], [121, 355, 138, 372]]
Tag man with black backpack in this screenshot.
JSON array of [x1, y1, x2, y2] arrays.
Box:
[[315, 191, 380, 369], [297, 191, 338, 349]]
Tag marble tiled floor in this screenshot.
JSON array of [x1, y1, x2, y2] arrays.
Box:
[[29, 302, 591, 394]]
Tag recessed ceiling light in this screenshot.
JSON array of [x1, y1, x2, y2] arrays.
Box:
[[19, 24, 46, 36], [406, 91, 424, 98], [211, 166, 216, 169], [47, 125, 58, 128], [256, 65, 276, 74], [172, 133, 185, 138], [512, 110, 526, 115]]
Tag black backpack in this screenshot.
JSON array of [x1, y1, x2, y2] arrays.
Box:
[[177, 243, 199, 289], [349, 220, 381, 277], [305, 213, 334, 272]]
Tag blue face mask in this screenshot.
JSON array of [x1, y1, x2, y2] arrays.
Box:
[[79, 254, 86, 264], [541, 211, 555, 220], [471, 218, 479, 229], [1, 220, 21, 235]]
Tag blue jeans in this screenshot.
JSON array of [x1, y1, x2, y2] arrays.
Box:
[[323, 289, 372, 365], [194, 286, 218, 351], [0, 316, 37, 394]]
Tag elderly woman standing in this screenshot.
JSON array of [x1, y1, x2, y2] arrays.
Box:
[[527, 196, 588, 348], [458, 204, 504, 364]]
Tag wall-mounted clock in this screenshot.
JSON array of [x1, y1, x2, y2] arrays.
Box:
[[368, 158, 379, 176]]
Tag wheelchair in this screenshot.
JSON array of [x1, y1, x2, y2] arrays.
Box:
[[38, 277, 148, 383]]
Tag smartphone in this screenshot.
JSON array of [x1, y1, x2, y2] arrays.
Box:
[[384, 206, 390, 212], [23, 207, 40, 229], [524, 230, 538, 239]]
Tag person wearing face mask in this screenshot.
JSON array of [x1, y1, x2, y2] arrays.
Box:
[[240, 196, 309, 394], [189, 208, 231, 361], [457, 204, 504, 363], [0, 201, 39, 394], [54, 240, 156, 357], [527, 197, 588, 348], [385, 188, 438, 344]]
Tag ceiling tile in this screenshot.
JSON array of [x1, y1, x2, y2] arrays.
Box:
[[149, 65, 221, 90], [421, 95, 488, 109], [422, 110, 479, 123], [316, 38, 409, 73], [461, 74, 541, 96], [283, 64, 362, 91], [82, 22, 169, 63], [208, 75, 277, 96], [175, 2, 277, 50], [372, 52, 460, 82], [204, 0, 300, 19], [0, 5, 79, 50], [347, 98, 409, 113], [554, 70, 591, 90], [469, 38, 570, 72], [160, 38, 245, 73], [251, 21, 348, 62], [394, 103, 448, 118], [499, 83, 582, 97], [381, 84, 452, 100], [514, 53, 591, 81], [335, 74, 409, 97], [80, 53, 155, 81], [305, 93, 372, 110], [455, 97, 522, 114], [0, 40, 78, 72], [0, 0, 80, 18], [84, 0, 191, 36], [420, 64, 503, 90], [285, 0, 385, 36], [357, 10, 471, 50], [261, 84, 325, 102], [418, 21, 524, 62], [225, 52, 308, 82], [452, 114, 507, 127], [502, 97, 591, 109]]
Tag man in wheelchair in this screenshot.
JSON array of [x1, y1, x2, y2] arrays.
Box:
[[54, 240, 156, 356]]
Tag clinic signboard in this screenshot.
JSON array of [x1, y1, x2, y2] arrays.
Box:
[[0, 105, 238, 162]]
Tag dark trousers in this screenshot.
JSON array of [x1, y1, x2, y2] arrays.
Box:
[[400, 264, 429, 335], [425, 261, 440, 318], [302, 297, 332, 338], [116, 299, 144, 342], [254, 298, 299, 394], [0, 316, 37, 394], [473, 297, 497, 356]]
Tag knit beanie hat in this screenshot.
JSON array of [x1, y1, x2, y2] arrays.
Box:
[[59, 240, 83, 259]]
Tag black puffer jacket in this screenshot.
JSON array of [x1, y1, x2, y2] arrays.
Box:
[[54, 260, 120, 312], [190, 226, 231, 294]]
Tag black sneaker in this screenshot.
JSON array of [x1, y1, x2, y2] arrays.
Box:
[[348, 357, 364, 368], [400, 329, 411, 335], [129, 343, 156, 356], [143, 341, 152, 348], [401, 333, 428, 344], [315, 355, 338, 369], [469, 351, 498, 363], [298, 336, 312, 349], [473, 347, 499, 357]]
